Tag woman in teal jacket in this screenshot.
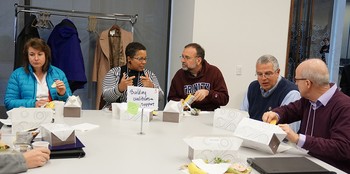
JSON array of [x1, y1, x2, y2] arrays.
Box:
[[4, 38, 72, 110]]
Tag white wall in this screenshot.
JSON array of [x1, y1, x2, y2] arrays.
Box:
[[169, 0, 291, 109], [168, 0, 195, 85]]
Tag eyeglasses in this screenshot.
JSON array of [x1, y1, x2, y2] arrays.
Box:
[[294, 78, 307, 81], [255, 71, 275, 78], [133, 57, 147, 62], [179, 55, 198, 60]]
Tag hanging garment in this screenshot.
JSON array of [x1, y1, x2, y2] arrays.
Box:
[[92, 25, 133, 109], [48, 19, 87, 93], [14, 15, 40, 70]]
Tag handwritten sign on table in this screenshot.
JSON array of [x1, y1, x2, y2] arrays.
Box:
[[127, 86, 159, 110]]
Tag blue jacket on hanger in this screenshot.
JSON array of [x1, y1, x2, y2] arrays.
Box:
[[48, 19, 87, 92]]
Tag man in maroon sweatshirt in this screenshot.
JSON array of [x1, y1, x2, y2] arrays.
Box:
[[168, 43, 229, 111], [263, 58, 350, 173]]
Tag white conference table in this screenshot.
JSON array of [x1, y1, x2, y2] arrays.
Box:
[[3, 110, 346, 174]]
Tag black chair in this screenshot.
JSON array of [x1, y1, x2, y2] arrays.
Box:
[[99, 95, 106, 110], [0, 106, 7, 119], [340, 64, 350, 97], [0, 106, 7, 128]]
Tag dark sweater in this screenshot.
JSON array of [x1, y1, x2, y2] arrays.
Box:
[[247, 78, 298, 121], [168, 60, 229, 111], [273, 88, 350, 173]]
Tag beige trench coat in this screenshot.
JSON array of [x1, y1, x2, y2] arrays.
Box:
[[92, 25, 133, 109]]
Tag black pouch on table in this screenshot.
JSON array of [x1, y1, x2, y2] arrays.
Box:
[[50, 148, 85, 159], [49, 137, 86, 159]]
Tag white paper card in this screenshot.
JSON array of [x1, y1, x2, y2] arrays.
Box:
[[112, 103, 152, 122], [9, 108, 53, 133], [41, 123, 74, 141], [233, 117, 286, 154], [127, 86, 159, 110], [192, 159, 231, 174], [72, 123, 100, 132], [184, 136, 243, 162], [0, 119, 12, 126], [213, 108, 249, 132]]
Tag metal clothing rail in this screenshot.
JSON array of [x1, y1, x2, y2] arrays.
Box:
[[13, 3, 138, 41]]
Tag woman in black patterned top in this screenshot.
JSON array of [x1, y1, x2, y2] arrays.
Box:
[[101, 42, 163, 109]]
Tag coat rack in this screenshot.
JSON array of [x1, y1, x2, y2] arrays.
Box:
[[14, 3, 138, 42]]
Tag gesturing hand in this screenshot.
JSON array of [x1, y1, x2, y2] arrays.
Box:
[[118, 73, 135, 92], [53, 80, 66, 96], [193, 89, 209, 102], [140, 72, 154, 88]]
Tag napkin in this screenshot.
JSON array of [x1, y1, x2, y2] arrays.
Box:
[[64, 96, 82, 107]]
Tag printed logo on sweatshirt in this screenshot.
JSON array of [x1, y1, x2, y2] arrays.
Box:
[[184, 82, 211, 94]]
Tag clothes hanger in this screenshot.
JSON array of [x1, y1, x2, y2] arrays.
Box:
[[42, 12, 54, 29], [87, 16, 97, 33], [109, 22, 121, 36], [31, 12, 44, 28], [31, 11, 54, 29]]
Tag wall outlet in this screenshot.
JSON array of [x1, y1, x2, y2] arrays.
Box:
[[236, 65, 242, 75]]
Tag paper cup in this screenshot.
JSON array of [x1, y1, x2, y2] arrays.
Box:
[[54, 101, 65, 123], [32, 141, 50, 149], [111, 103, 119, 119]]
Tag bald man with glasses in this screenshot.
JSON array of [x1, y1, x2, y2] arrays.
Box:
[[241, 54, 301, 132], [262, 58, 350, 173]]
